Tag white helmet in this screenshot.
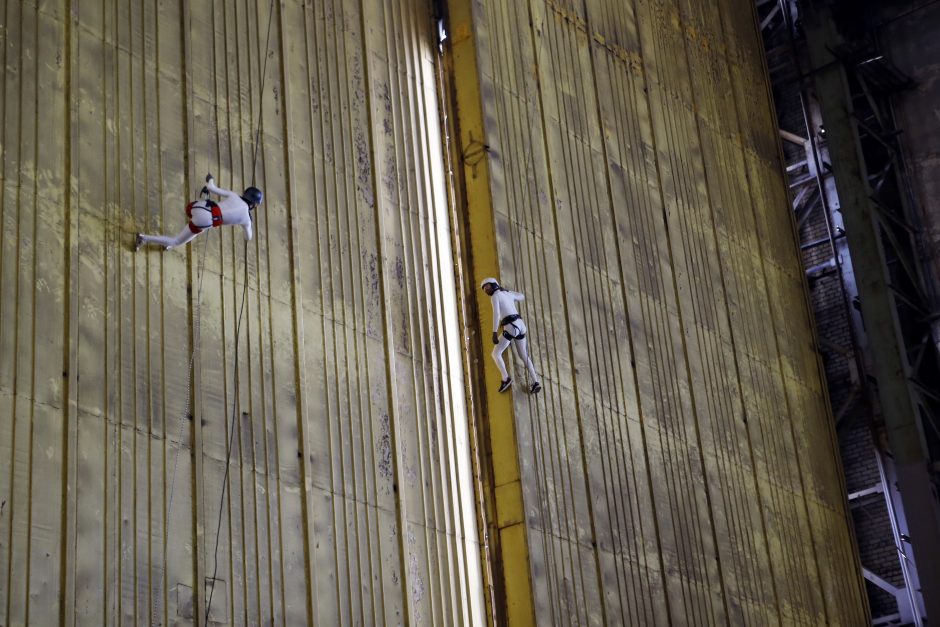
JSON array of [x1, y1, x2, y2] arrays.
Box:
[[480, 277, 499, 290]]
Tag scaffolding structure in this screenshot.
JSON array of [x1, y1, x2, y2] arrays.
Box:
[[758, 0, 940, 623]]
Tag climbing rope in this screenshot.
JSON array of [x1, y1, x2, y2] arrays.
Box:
[[204, 242, 250, 623], [151, 0, 275, 622], [203, 0, 276, 621]]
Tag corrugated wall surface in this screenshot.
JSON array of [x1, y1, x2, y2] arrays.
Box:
[[0, 0, 484, 625], [455, 0, 869, 623]]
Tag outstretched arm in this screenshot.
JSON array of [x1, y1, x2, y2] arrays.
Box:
[[509, 290, 525, 302], [204, 173, 237, 199]]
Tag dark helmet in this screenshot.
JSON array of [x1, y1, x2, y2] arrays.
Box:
[[242, 186, 263, 207]]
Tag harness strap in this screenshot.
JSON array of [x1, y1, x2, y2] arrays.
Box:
[[186, 199, 223, 228], [500, 313, 521, 327]]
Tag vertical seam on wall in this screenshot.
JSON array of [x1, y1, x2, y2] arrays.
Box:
[[176, 0, 206, 621], [323, 0, 354, 619], [652, 27, 718, 626], [578, 0, 669, 624], [248, 1, 272, 607], [324, 0, 349, 617], [246, 0, 272, 611], [607, 4, 670, 620], [246, 2, 261, 624], [309, 0, 344, 620], [212, 1, 236, 620], [361, 0, 413, 622], [130, 2, 141, 621], [679, 2, 780, 620], [2, 0, 13, 615], [109, 0, 122, 621], [266, 0, 290, 607], [385, 0, 424, 621], [597, 0, 669, 621], [748, 0, 846, 619], [701, 2, 785, 621], [24, 1, 39, 623], [617, 1, 687, 622], [542, 6, 604, 623], [275, 0, 322, 622], [607, 30, 659, 621], [60, 0, 79, 621], [511, 2, 568, 619], [717, 0, 829, 622], [340, 1, 380, 624], [577, 2, 650, 620], [353, 0, 389, 623], [142, 0, 155, 620], [759, 0, 869, 614], [246, 0, 261, 619], [542, 10, 596, 622], [339, 1, 364, 619], [736, 0, 821, 619], [485, 1, 552, 619], [522, 2, 608, 624], [634, 2, 712, 610], [503, 3, 564, 620], [0, 0, 11, 613], [675, 4, 776, 621], [393, 1, 441, 620], [410, 4, 462, 621], [484, 4, 551, 620], [492, 3, 557, 624], [662, 1, 746, 623]]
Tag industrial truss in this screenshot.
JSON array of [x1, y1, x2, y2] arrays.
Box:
[[757, 0, 940, 624]]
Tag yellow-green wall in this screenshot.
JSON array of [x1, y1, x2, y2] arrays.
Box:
[[452, 0, 869, 623], [0, 0, 483, 625], [0, 0, 871, 624]]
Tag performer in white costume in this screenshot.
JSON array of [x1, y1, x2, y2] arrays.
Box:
[[135, 174, 263, 251], [481, 278, 541, 394]]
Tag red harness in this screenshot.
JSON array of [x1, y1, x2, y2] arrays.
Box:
[[185, 199, 223, 234]]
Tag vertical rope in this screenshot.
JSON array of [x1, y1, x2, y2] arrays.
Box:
[[204, 240, 250, 623], [203, 0, 276, 621], [250, 0, 277, 185], [150, 1, 208, 619], [154, 0, 274, 620]]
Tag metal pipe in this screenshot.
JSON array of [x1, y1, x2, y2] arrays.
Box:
[[875, 449, 924, 626]]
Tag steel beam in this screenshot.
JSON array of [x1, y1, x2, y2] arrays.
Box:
[[445, 0, 535, 623], [802, 2, 940, 619]]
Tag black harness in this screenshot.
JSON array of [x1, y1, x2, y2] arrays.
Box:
[[500, 313, 525, 341]]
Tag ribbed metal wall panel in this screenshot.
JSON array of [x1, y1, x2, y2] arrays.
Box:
[[458, 0, 869, 623], [0, 1, 483, 625]]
